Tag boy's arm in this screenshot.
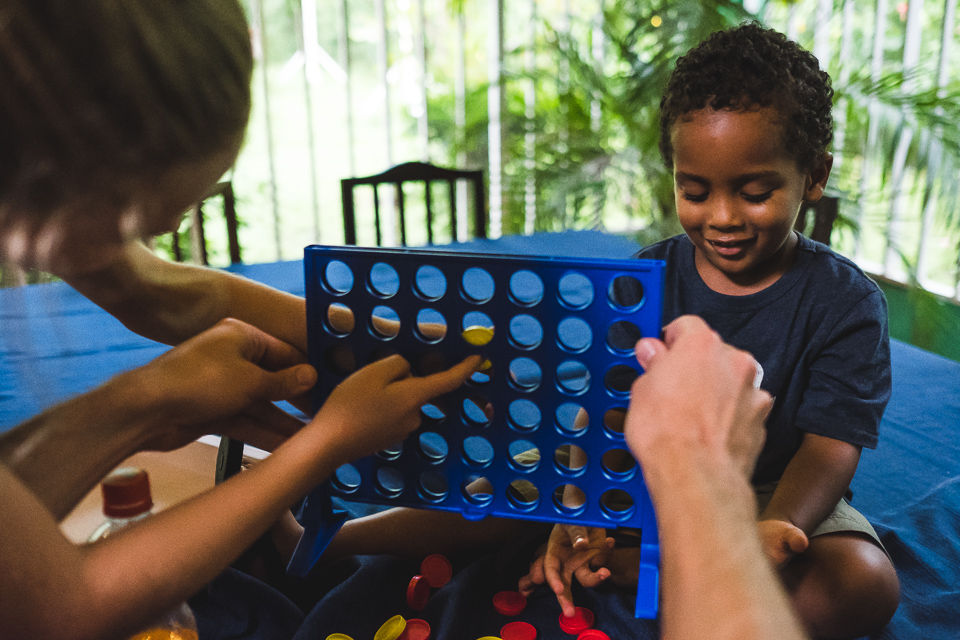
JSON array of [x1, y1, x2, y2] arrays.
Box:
[[61, 241, 308, 350], [757, 433, 862, 567]]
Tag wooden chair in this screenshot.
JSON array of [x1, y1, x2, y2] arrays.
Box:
[[170, 181, 242, 266], [341, 161, 487, 246], [795, 195, 839, 246]]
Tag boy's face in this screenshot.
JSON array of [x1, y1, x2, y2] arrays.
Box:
[[670, 107, 831, 295]]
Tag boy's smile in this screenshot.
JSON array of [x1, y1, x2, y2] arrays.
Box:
[[670, 107, 831, 295]]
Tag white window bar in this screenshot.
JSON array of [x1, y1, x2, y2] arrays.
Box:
[[487, 0, 505, 238], [524, 0, 537, 236]]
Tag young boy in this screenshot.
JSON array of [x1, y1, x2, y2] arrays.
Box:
[[521, 22, 900, 639]]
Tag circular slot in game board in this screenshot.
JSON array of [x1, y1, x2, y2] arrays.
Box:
[[377, 442, 403, 461], [601, 448, 637, 480], [553, 484, 587, 515], [606, 320, 642, 353], [557, 360, 590, 394], [507, 440, 540, 471], [508, 399, 541, 432], [418, 432, 449, 463], [557, 317, 592, 352], [508, 314, 543, 350], [420, 403, 447, 423], [462, 267, 495, 304], [509, 270, 544, 306], [507, 480, 539, 511], [419, 471, 449, 501], [608, 275, 644, 310], [415, 265, 447, 301], [470, 359, 494, 385], [375, 467, 404, 498], [416, 308, 447, 343], [369, 262, 400, 297], [326, 303, 355, 336], [368, 346, 400, 364], [461, 311, 495, 346], [332, 463, 361, 494], [417, 350, 448, 376], [370, 305, 400, 339], [324, 345, 357, 376], [508, 358, 542, 392], [603, 407, 627, 438], [600, 488, 635, 521], [462, 476, 494, 506], [462, 436, 494, 467], [324, 260, 354, 294], [554, 444, 587, 476], [556, 403, 588, 435], [558, 272, 594, 309], [604, 364, 638, 395], [462, 394, 493, 426]]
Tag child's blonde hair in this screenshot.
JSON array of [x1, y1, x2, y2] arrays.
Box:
[[0, 0, 253, 216]]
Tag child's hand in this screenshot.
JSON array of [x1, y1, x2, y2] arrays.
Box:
[[313, 354, 481, 464], [518, 524, 614, 617], [757, 518, 809, 569]]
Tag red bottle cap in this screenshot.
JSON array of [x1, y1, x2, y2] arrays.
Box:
[[576, 630, 610, 640], [501, 620, 537, 640], [406, 575, 430, 611], [397, 618, 431, 640], [101, 467, 153, 518], [558, 607, 595, 635], [492, 590, 527, 616], [420, 554, 453, 588]]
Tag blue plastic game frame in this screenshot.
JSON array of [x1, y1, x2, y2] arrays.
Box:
[[293, 245, 665, 618]]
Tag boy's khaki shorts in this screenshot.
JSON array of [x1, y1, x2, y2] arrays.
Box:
[[754, 482, 887, 552]]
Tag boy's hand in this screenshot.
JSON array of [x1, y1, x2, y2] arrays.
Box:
[[312, 354, 481, 464], [518, 524, 614, 617], [757, 519, 809, 569]]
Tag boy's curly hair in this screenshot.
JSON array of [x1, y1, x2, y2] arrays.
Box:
[[659, 21, 833, 172]]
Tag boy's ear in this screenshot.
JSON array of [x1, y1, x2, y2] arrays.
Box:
[[803, 153, 834, 202]]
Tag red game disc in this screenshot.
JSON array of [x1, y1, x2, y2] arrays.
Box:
[[576, 629, 610, 640], [397, 618, 431, 640], [406, 575, 430, 611], [558, 607, 595, 635], [492, 590, 527, 616], [500, 620, 537, 640], [420, 554, 453, 588]]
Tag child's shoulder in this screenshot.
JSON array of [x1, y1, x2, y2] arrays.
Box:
[[793, 234, 883, 300]]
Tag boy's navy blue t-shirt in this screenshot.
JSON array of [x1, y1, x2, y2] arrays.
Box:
[[635, 233, 892, 484]]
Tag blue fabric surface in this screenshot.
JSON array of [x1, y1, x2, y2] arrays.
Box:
[[1, 230, 958, 638]]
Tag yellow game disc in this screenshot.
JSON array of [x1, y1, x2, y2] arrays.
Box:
[[475, 636, 503, 640], [462, 325, 494, 346], [325, 635, 355, 640], [374, 615, 407, 640]]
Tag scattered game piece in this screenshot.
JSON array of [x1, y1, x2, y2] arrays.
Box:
[[325, 635, 354, 640], [407, 575, 431, 610], [576, 629, 610, 640], [397, 618, 431, 640], [558, 607, 595, 635], [374, 615, 407, 640], [420, 554, 453, 588], [475, 637, 502, 640], [492, 590, 527, 616], [500, 620, 537, 640]]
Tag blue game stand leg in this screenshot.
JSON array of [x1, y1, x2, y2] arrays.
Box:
[[635, 489, 660, 618], [286, 485, 348, 577]]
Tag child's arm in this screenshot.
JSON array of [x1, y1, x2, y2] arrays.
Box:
[[0, 346, 478, 640], [756, 432, 862, 568], [61, 241, 309, 350]]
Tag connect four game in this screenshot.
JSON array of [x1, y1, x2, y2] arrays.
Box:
[[296, 244, 665, 618]]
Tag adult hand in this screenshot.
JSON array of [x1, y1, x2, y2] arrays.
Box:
[[133, 318, 317, 452], [518, 524, 614, 617], [626, 315, 773, 479], [311, 354, 481, 465], [757, 519, 809, 569]]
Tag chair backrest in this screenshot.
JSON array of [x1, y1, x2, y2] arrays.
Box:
[[341, 161, 487, 246], [795, 195, 838, 246], [170, 181, 242, 265]]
